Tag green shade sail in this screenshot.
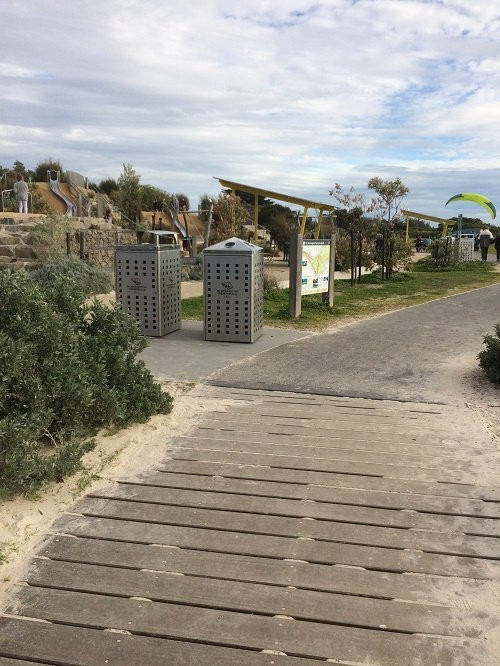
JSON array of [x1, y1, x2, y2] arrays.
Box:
[[445, 193, 496, 219]]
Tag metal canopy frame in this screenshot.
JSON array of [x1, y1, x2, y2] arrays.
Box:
[[401, 209, 455, 241], [215, 177, 338, 242]]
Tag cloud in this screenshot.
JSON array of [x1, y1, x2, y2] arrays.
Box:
[[0, 0, 498, 218]]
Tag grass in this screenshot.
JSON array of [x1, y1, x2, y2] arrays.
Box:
[[181, 260, 499, 330]]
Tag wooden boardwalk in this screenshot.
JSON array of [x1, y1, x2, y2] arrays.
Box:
[[1, 386, 499, 665]]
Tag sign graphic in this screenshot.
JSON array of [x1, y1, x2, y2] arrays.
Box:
[[301, 239, 330, 295]]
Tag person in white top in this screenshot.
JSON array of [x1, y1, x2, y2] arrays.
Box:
[[13, 173, 29, 213], [478, 225, 494, 261]]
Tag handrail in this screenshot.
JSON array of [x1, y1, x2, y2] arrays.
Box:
[[1, 189, 33, 213]]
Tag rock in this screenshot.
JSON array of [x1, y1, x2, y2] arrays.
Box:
[[0, 233, 19, 245], [0, 245, 15, 257], [0, 255, 15, 263], [15, 245, 37, 259], [16, 222, 42, 232]]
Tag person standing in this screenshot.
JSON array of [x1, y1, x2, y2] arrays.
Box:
[[478, 225, 494, 261], [494, 232, 500, 262], [13, 173, 29, 213]]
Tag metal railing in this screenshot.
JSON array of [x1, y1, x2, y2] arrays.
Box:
[[1, 189, 32, 213]]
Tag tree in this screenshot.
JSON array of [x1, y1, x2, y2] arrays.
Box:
[[140, 184, 171, 211], [12, 160, 26, 175], [209, 193, 250, 244], [368, 177, 410, 279], [98, 178, 119, 196], [367, 177, 409, 226], [259, 202, 295, 250], [118, 163, 141, 223], [33, 158, 65, 182]]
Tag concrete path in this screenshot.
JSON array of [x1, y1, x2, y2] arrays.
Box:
[[211, 283, 500, 405], [140, 320, 311, 382]]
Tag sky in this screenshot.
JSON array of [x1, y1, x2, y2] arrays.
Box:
[[1, 0, 499, 221]]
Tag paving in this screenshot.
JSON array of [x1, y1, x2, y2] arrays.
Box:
[[1, 283, 499, 664]]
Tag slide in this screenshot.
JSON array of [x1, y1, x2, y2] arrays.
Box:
[[165, 205, 187, 237], [49, 174, 75, 216]]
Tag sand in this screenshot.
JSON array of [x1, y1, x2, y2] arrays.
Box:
[[0, 382, 234, 608]]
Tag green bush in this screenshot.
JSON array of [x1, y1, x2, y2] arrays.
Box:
[[0, 271, 172, 496], [30, 256, 113, 297], [478, 324, 500, 383], [181, 256, 203, 281], [27, 213, 71, 262]]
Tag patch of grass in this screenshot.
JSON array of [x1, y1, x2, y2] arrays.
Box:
[[181, 263, 499, 330], [0, 551, 7, 565]]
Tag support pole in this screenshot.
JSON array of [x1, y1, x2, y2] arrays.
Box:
[[204, 201, 213, 248], [288, 233, 303, 319], [325, 231, 336, 307], [314, 209, 324, 239], [350, 226, 355, 286], [78, 230, 85, 260], [66, 232, 71, 256], [300, 207, 309, 235], [254, 193, 259, 244], [358, 231, 363, 284]]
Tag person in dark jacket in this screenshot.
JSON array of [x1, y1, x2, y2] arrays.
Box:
[[494, 233, 500, 262], [478, 226, 493, 261]]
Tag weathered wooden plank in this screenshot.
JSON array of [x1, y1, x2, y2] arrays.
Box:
[[200, 411, 467, 441], [207, 402, 463, 426], [63, 498, 498, 578], [137, 470, 500, 518], [160, 458, 500, 501], [0, 616, 310, 666], [28, 558, 488, 637], [175, 435, 477, 471], [0, 658, 43, 666], [203, 410, 431, 432], [94, 482, 500, 536], [171, 447, 482, 484], [177, 428, 471, 457], [194, 386, 446, 413], [10, 587, 481, 665], [42, 535, 492, 605], [197, 419, 443, 445]]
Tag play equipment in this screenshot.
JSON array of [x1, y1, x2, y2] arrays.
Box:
[[48, 170, 75, 215], [215, 177, 338, 243], [401, 209, 458, 241]]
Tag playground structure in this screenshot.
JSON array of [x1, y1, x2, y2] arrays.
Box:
[[215, 177, 338, 243], [48, 171, 75, 215], [401, 209, 457, 241]]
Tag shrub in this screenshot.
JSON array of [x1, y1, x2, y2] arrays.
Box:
[[478, 324, 500, 384], [30, 256, 113, 297], [263, 271, 279, 295], [0, 271, 172, 496], [27, 213, 71, 262], [181, 256, 203, 281]]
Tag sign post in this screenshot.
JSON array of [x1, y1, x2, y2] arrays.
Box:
[[289, 234, 335, 317], [288, 233, 303, 319]]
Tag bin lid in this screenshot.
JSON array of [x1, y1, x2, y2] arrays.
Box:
[[204, 236, 264, 254]]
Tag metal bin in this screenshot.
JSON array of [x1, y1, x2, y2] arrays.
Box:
[[203, 237, 264, 343], [115, 242, 181, 337]]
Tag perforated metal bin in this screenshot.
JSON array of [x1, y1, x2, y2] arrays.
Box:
[[203, 237, 264, 343], [115, 243, 181, 337]]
